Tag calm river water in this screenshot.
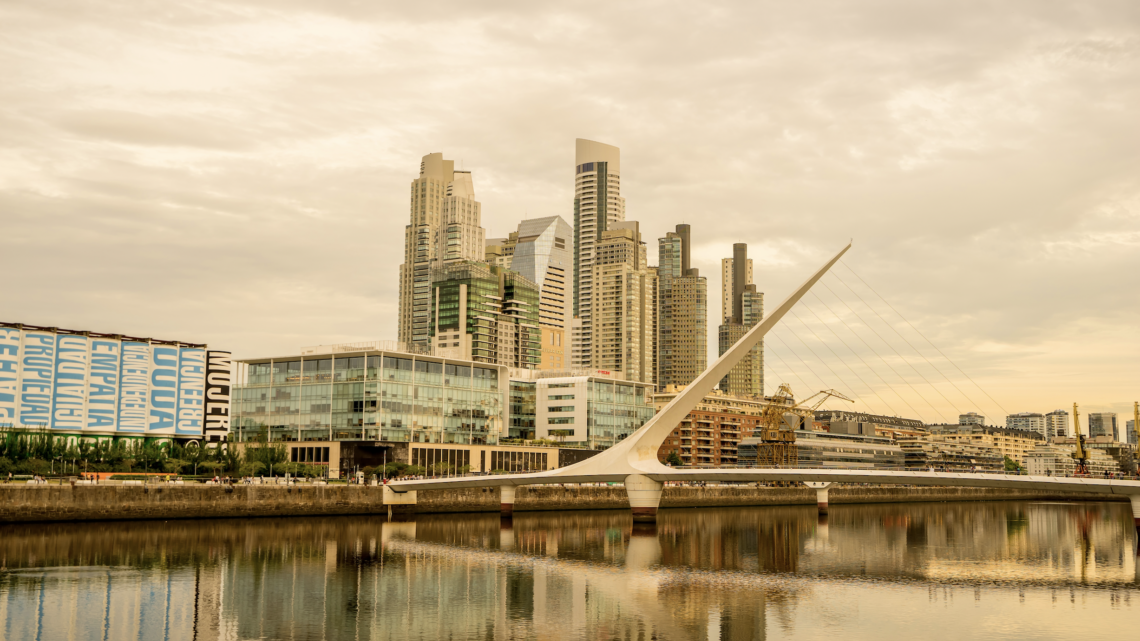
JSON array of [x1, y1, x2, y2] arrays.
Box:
[[0, 501, 1137, 640]]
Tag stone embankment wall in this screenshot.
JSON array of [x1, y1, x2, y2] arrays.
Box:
[[0, 484, 1123, 523]]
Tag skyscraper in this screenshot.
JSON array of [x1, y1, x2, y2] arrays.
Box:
[[721, 255, 753, 324], [657, 224, 707, 389], [509, 216, 574, 369], [571, 139, 625, 369], [398, 153, 485, 348], [718, 243, 763, 397], [591, 221, 657, 384]]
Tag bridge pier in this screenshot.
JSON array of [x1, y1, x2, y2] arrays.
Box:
[[804, 482, 833, 515], [626, 474, 664, 522], [500, 485, 516, 516], [382, 486, 417, 518], [1130, 495, 1140, 543]]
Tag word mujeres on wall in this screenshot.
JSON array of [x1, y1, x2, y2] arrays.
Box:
[[0, 323, 231, 441]]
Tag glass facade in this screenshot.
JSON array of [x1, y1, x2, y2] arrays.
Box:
[[233, 352, 504, 444], [508, 380, 536, 439], [585, 380, 656, 450], [431, 262, 541, 368]]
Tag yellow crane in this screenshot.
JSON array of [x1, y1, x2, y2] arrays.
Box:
[[1071, 402, 1089, 475], [751, 385, 854, 467], [1133, 401, 1138, 475]]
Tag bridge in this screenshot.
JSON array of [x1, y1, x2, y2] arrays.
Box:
[[388, 243, 1140, 536]]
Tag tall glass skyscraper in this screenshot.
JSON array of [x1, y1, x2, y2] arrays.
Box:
[[657, 224, 707, 388]]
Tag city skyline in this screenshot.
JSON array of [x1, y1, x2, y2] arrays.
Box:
[[0, 1, 1137, 424]]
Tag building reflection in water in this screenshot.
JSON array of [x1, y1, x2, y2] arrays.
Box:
[[0, 501, 1135, 640]]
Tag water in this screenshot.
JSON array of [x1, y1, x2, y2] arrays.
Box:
[[0, 501, 1136, 640]]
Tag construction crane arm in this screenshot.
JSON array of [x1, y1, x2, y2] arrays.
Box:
[[798, 389, 856, 412]]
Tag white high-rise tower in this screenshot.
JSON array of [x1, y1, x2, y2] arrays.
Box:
[[571, 139, 625, 369]]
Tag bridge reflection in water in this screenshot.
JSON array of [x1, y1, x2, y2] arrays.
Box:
[[0, 503, 1136, 640]]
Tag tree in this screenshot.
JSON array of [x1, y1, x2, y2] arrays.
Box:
[[1003, 456, 1021, 472], [666, 451, 683, 467]]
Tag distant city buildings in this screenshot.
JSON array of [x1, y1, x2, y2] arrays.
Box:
[[1087, 412, 1118, 440], [1127, 419, 1138, 446], [958, 412, 985, 426], [591, 221, 657, 385], [1045, 409, 1069, 438], [927, 424, 1045, 465], [1005, 412, 1046, 437]]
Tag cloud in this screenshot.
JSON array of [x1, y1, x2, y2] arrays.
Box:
[[0, 0, 1137, 422]]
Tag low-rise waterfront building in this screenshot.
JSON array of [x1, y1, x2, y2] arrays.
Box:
[[814, 410, 925, 440], [739, 430, 903, 469], [926, 424, 1045, 465], [1052, 436, 1135, 475], [1025, 443, 1121, 476], [897, 439, 1003, 472], [233, 342, 508, 445], [653, 388, 771, 467]]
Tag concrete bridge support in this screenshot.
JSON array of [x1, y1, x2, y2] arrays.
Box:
[[500, 485, 517, 516], [382, 486, 417, 518], [804, 482, 832, 515], [1131, 495, 1140, 542], [626, 474, 664, 522]]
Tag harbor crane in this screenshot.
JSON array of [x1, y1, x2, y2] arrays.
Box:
[[1072, 403, 1089, 476], [751, 385, 855, 467]]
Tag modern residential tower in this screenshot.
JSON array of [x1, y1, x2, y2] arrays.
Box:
[[718, 243, 764, 397], [657, 224, 707, 388], [571, 139, 625, 369], [591, 221, 657, 384]]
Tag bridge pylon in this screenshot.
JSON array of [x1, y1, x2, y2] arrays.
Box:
[[804, 481, 833, 514]]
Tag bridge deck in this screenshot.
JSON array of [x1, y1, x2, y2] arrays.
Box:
[[388, 469, 1140, 496]]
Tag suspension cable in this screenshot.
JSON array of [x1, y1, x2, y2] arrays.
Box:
[[779, 313, 868, 409], [839, 260, 1009, 417], [827, 271, 964, 417], [793, 304, 899, 417], [813, 284, 935, 422], [765, 337, 821, 399]]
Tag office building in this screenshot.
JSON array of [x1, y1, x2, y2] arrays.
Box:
[[718, 243, 764, 397], [0, 322, 231, 442], [1127, 419, 1138, 446], [1006, 412, 1046, 438], [591, 221, 657, 384], [958, 412, 985, 426], [657, 224, 708, 389], [430, 262, 541, 369], [398, 153, 486, 348], [511, 368, 655, 450], [927, 424, 1045, 465], [1045, 409, 1069, 438], [232, 344, 507, 447], [571, 139, 625, 369], [509, 216, 574, 370], [1088, 412, 1118, 440]]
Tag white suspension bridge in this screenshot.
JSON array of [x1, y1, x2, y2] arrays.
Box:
[[386, 243, 1140, 538]]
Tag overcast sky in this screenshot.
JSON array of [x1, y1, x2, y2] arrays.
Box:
[[2, 1, 1137, 425]]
